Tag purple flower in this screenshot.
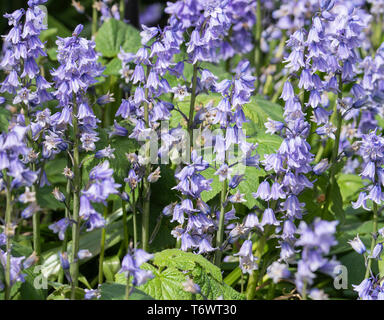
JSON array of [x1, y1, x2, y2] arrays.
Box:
[[234, 240, 258, 274], [120, 249, 154, 287], [348, 235, 366, 254]]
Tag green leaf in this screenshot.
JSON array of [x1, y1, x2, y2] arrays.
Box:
[[41, 210, 124, 279], [104, 58, 123, 76], [329, 181, 345, 224], [243, 96, 284, 130], [95, 19, 141, 58], [40, 28, 58, 42], [82, 129, 138, 185], [18, 268, 47, 300], [100, 283, 154, 300], [192, 265, 245, 300], [230, 166, 266, 209], [103, 256, 121, 282], [337, 174, 364, 203], [0, 108, 11, 132], [47, 47, 58, 61], [201, 166, 266, 210], [36, 186, 65, 210], [114, 249, 244, 300], [137, 264, 193, 300], [153, 249, 222, 282], [45, 157, 68, 184], [201, 167, 222, 203], [47, 15, 71, 37], [7, 244, 47, 300], [47, 285, 84, 300], [247, 132, 283, 160], [170, 93, 222, 129]]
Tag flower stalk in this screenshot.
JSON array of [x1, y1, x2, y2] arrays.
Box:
[[214, 180, 228, 266], [3, 172, 13, 300], [365, 202, 378, 279], [188, 63, 199, 138], [70, 101, 81, 300], [142, 67, 152, 252]]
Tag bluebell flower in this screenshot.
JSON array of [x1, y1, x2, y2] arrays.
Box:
[[348, 235, 366, 254], [120, 249, 154, 286]]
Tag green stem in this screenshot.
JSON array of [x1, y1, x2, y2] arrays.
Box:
[[4, 173, 12, 300], [70, 101, 81, 300], [214, 180, 228, 266], [142, 179, 150, 252], [98, 205, 109, 285], [302, 281, 307, 300], [125, 272, 130, 300], [32, 202, 41, 257], [142, 66, 152, 252], [92, 1, 98, 37], [188, 64, 199, 139], [22, 106, 41, 257], [365, 202, 378, 279], [245, 235, 266, 300], [58, 158, 71, 284], [132, 189, 138, 248], [58, 230, 69, 284], [322, 73, 343, 217], [122, 199, 129, 251], [119, 0, 125, 20], [314, 143, 325, 164], [271, 73, 288, 103]]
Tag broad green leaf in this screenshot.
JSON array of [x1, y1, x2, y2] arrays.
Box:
[[0, 108, 11, 132], [100, 283, 154, 300], [3, 243, 47, 300], [47, 15, 71, 37], [230, 166, 266, 209], [41, 210, 124, 279], [192, 265, 245, 300], [103, 256, 121, 282], [104, 58, 123, 76], [40, 28, 58, 42], [137, 264, 193, 300], [36, 186, 65, 210], [95, 19, 141, 58], [153, 249, 222, 282], [337, 174, 364, 203], [170, 93, 222, 129], [201, 62, 232, 81], [329, 181, 345, 224], [47, 47, 58, 61], [18, 268, 47, 300], [247, 131, 283, 160], [243, 96, 284, 129], [201, 167, 222, 203], [46, 285, 84, 300], [82, 129, 138, 184], [202, 166, 266, 209], [115, 249, 243, 300]]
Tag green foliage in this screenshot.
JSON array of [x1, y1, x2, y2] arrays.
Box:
[[104, 58, 123, 76], [95, 19, 141, 58], [230, 166, 266, 209], [100, 283, 154, 300], [115, 249, 244, 300], [243, 96, 284, 129], [41, 210, 124, 279], [0, 107, 11, 132], [103, 256, 121, 283], [329, 180, 345, 224]]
